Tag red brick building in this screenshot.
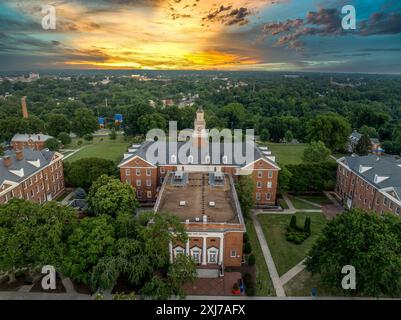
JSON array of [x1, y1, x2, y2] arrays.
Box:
[[118, 108, 280, 270], [119, 108, 280, 207], [0, 148, 65, 205], [11, 133, 53, 151], [336, 155, 401, 216]]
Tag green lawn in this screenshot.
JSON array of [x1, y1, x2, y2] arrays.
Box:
[[266, 143, 306, 165], [284, 269, 344, 297], [258, 212, 328, 276], [288, 195, 319, 210], [295, 194, 333, 206], [245, 220, 275, 296], [277, 197, 289, 209], [65, 136, 131, 163]]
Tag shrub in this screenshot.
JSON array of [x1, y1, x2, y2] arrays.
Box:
[[83, 134, 93, 141], [243, 273, 252, 284], [109, 129, 117, 140], [77, 140, 83, 146], [57, 132, 71, 146], [75, 188, 87, 199], [247, 254, 256, 266], [245, 284, 255, 296], [243, 241, 252, 254], [304, 217, 311, 235], [289, 215, 297, 229], [44, 137, 61, 151]]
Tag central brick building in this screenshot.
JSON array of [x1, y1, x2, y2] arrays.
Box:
[[118, 108, 280, 270]]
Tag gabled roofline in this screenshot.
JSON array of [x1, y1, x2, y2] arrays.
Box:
[[118, 154, 157, 168], [241, 157, 281, 170]]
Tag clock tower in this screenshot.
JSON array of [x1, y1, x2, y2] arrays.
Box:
[[193, 106, 207, 147]]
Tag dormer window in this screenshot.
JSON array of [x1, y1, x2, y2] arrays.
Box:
[[374, 174, 389, 184]]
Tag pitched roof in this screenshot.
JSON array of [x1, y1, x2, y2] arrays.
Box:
[[119, 140, 279, 169], [340, 155, 401, 190], [11, 133, 52, 142], [0, 148, 56, 185]]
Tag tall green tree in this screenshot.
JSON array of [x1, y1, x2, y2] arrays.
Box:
[[354, 134, 371, 156], [302, 141, 331, 162], [88, 176, 139, 218], [46, 113, 71, 137], [72, 108, 98, 137], [306, 114, 351, 151], [64, 158, 116, 190], [306, 210, 401, 297], [236, 175, 255, 219]]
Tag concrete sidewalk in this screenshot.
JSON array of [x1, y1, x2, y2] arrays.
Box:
[[251, 213, 286, 297]]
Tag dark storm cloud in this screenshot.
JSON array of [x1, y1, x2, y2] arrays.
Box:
[[262, 7, 401, 49], [202, 5, 251, 26]]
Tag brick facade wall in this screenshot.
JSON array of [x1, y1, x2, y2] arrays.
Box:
[[0, 158, 65, 205], [11, 140, 46, 151], [336, 163, 401, 216]]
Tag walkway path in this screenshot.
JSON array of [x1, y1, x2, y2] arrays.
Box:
[[279, 258, 307, 286], [61, 189, 76, 205], [61, 146, 88, 160], [251, 212, 286, 297]]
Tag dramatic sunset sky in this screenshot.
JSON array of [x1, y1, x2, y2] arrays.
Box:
[[0, 0, 400, 72]]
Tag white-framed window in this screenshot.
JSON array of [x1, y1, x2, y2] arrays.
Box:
[[190, 247, 201, 264], [266, 193, 272, 201], [136, 169, 141, 176], [230, 250, 237, 258], [146, 179, 152, 187], [257, 171, 263, 178], [174, 246, 185, 258], [146, 169, 151, 176], [160, 167, 165, 174], [256, 193, 261, 201], [267, 181, 272, 189], [207, 247, 218, 264], [268, 171, 273, 178], [136, 180, 141, 187], [257, 181, 262, 188], [126, 169, 131, 176]]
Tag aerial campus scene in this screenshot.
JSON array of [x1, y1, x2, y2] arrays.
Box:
[[0, 0, 400, 312]]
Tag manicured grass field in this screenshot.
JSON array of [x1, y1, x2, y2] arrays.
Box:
[[288, 195, 319, 210], [283, 269, 344, 297], [258, 212, 328, 276], [245, 221, 275, 296], [295, 194, 333, 206], [65, 136, 131, 163], [266, 143, 306, 165]]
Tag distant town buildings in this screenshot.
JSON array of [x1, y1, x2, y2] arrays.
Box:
[[348, 131, 383, 155], [0, 148, 65, 205], [336, 155, 401, 216]]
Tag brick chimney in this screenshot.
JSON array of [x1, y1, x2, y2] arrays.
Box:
[[21, 96, 29, 119], [3, 156, 12, 168], [15, 149, 24, 161]]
